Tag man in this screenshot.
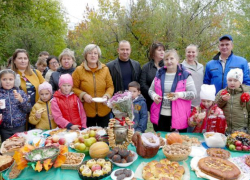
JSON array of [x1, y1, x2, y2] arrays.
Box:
[[107, 40, 141, 93], [204, 35, 250, 93]]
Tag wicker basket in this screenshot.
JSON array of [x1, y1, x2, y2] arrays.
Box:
[[61, 152, 85, 170], [163, 143, 191, 161]]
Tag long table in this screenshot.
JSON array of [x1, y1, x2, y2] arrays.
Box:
[[2, 133, 247, 180]]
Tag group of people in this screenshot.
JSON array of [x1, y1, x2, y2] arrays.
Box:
[[0, 35, 250, 142]]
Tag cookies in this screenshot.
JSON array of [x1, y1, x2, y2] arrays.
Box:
[[207, 148, 230, 159]]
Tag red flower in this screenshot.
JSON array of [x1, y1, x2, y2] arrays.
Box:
[[221, 89, 228, 95], [241, 93, 250, 102]]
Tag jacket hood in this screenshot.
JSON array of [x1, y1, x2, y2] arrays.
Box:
[[133, 94, 146, 103], [57, 66, 75, 73]]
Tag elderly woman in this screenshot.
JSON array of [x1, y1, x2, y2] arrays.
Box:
[[72, 44, 114, 128], [49, 48, 76, 91], [12, 49, 45, 106], [45, 56, 60, 82], [149, 49, 196, 132], [140, 42, 165, 110], [181, 44, 204, 107]]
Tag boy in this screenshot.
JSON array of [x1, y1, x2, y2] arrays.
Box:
[[128, 81, 148, 132]]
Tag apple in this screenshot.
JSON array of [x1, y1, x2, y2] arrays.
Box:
[[46, 143, 52, 146], [78, 136, 85, 143], [45, 139, 52, 145], [235, 141, 242, 147], [236, 146, 242, 151], [83, 134, 89, 139], [74, 142, 80, 149], [59, 138, 66, 145], [53, 143, 60, 147], [229, 144, 236, 151], [89, 137, 97, 143], [242, 145, 248, 151], [77, 143, 86, 151], [91, 164, 101, 172], [89, 130, 96, 137], [52, 135, 59, 143], [84, 137, 96, 147]]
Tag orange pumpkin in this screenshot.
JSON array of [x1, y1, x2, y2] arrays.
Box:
[[166, 133, 183, 145]]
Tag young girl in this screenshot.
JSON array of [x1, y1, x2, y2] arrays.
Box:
[[0, 69, 31, 141], [216, 68, 250, 134], [51, 74, 87, 130], [188, 84, 226, 133], [29, 82, 57, 130]]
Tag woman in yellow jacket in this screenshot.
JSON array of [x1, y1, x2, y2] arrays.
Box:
[[72, 44, 114, 128]]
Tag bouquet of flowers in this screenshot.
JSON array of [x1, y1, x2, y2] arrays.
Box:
[[107, 91, 133, 120]]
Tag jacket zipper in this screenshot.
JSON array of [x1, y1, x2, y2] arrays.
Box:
[[230, 90, 234, 133], [46, 102, 52, 130], [8, 91, 13, 127], [221, 59, 228, 90], [93, 73, 98, 115]]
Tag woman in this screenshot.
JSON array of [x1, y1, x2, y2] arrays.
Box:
[[181, 44, 204, 107], [149, 49, 196, 132], [140, 42, 165, 110], [11, 49, 45, 106], [45, 56, 59, 82], [72, 44, 114, 128], [49, 48, 76, 91]]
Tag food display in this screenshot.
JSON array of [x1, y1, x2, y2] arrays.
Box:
[[1, 137, 26, 155], [45, 135, 67, 147], [227, 131, 250, 151], [78, 159, 112, 179], [61, 152, 85, 169], [142, 159, 185, 180], [163, 143, 191, 161], [108, 148, 137, 167], [8, 162, 22, 179], [198, 157, 241, 180], [49, 128, 67, 136], [206, 148, 231, 159], [0, 155, 14, 171], [111, 169, 133, 180], [25, 146, 60, 162], [89, 142, 109, 158], [203, 132, 227, 148], [181, 135, 201, 146]]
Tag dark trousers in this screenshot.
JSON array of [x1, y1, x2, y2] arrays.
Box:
[[0, 125, 26, 142], [153, 115, 187, 132], [87, 113, 110, 128]]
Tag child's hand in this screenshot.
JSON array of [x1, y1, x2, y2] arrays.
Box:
[[154, 95, 162, 104], [83, 94, 92, 103], [221, 93, 230, 101], [71, 125, 80, 130], [14, 92, 23, 103], [35, 111, 42, 119], [197, 112, 206, 120]]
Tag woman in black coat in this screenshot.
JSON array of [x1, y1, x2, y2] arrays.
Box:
[[140, 42, 165, 110]]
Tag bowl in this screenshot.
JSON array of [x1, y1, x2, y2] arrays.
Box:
[[111, 168, 134, 180], [203, 132, 227, 148], [109, 151, 138, 167], [163, 143, 191, 161]]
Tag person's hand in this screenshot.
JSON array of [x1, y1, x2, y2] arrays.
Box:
[[221, 93, 230, 101], [154, 95, 162, 104], [71, 125, 80, 130], [102, 95, 108, 105], [83, 93, 92, 103], [49, 114, 53, 120], [170, 93, 179, 101], [197, 112, 206, 120], [0, 114, 2, 120], [14, 92, 23, 103], [35, 111, 42, 119]]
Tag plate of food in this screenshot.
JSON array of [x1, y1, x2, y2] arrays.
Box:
[[111, 168, 134, 180], [92, 97, 107, 103], [108, 149, 138, 167]]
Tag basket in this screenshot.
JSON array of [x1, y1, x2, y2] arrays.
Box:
[[163, 143, 191, 161], [61, 152, 85, 170]]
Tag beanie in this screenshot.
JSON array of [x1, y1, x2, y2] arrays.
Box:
[[227, 68, 243, 84], [38, 82, 52, 94], [200, 84, 216, 101], [58, 74, 73, 88]]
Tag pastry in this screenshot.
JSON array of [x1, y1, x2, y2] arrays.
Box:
[[86, 159, 96, 168], [37, 108, 46, 113], [103, 161, 111, 168], [163, 143, 191, 161], [80, 164, 90, 172], [92, 169, 103, 177], [245, 155, 250, 167], [166, 93, 175, 99], [207, 148, 230, 159], [96, 158, 106, 166], [0, 155, 14, 171], [102, 166, 111, 174], [198, 157, 241, 180], [1, 137, 26, 154], [181, 135, 201, 146], [81, 168, 92, 177]]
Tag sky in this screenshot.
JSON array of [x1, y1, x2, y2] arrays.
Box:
[[60, 0, 129, 29]]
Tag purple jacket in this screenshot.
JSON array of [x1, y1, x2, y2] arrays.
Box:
[[150, 64, 192, 129]]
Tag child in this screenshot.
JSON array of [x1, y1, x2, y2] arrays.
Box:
[[189, 84, 226, 133], [216, 68, 250, 134], [29, 82, 57, 130], [128, 81, 148, 133], [51, 74, 87, 130], [0, 69, 31, 141]]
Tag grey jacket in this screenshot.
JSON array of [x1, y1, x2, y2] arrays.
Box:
[[181, 60, 204, 107]]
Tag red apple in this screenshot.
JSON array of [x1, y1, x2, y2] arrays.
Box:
[[52, 135, 59, 143], [235, 141, 242, 147], [91, 164, 101, 172], [45, 139, 52, 145], [236, 146, 242, 151], [46, 143, 52, 146], [52, 143, 60, 147], [243, 145, 248, 151], [59, 138, 66, 145], [78, 136, 85, 143]]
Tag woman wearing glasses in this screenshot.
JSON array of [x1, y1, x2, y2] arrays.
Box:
[[45, 56, 60, 82]]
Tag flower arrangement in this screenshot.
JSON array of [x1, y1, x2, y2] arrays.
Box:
[[107, 91, 133, 120], [13, 144, 68, 172]]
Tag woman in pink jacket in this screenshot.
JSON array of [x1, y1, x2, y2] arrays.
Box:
[[51, 74, 87, 130]]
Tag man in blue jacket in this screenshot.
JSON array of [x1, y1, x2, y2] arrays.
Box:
[[204, 35, 250, 93]]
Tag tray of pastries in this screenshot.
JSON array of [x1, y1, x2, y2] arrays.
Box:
[[142, 159, 185, 180], [206, 148, 231, 159], [163, 143, 191, 161], [0, 137, 26, 156], [61, 152, 85, 170]]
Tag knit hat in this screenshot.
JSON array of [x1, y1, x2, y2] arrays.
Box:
[[38, 82, 52, 94], [227, 68, 243, 84], [58, 74, 73, 88], [200, 84, 216, 101]]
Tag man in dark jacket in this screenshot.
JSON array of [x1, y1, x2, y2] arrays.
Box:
[[204, 34, 250, 93], [106, 40, 141, 93]]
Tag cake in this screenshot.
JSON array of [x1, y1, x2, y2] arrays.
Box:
[[96, 158, 106, 166], [198, 157, 241, 180], [0, 155, 14, 171], [92, 169, 103, 177], [207, 148, 230, 159], [86, 159, 96, 168], [81, 168, 92, 177]]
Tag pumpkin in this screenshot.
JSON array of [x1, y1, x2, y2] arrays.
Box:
[[89, 142, 110, 158], [166, 133, 183, 145]]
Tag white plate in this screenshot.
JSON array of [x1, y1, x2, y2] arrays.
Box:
[[109, 151, 138, 167], [92, 97, 106, 103], [111, 168, 134, 180], [189, 146, 206, 157]]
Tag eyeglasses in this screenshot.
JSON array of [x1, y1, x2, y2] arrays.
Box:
[[49, 61, 59, 65]]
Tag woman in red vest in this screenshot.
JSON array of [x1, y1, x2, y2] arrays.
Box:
[[51, 74, 87, 130]]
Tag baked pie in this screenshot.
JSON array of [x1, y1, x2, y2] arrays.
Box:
[[163, 143, 191, 161], [1, 137, 26, 154], [198, 157, 241, 180], [0, 155, 14, 171], [207, 148, 230, 159], [142, 159, 185, 180]]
